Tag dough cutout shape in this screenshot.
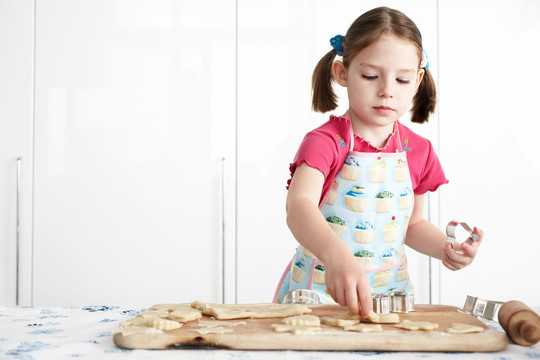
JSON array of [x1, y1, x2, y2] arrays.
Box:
[[344, 323, 383, 333], [136, 310, 170, 319], [169, 310, 203, 322], [347, 310, 400, 324], [114, 326, 164, 336], [149, 303, 203, 322], [281, 315, 320, 327], [120, 317, 150, 328], [271, 324, 321, 335], [447, 323, 484, 334], [366, 311, 400, 324], [149, 318, 183, 331], [320, 317, 359, 327], [119, 303, 200, 333], [119, 317, 183, 331], [395, 319, 439, 331]]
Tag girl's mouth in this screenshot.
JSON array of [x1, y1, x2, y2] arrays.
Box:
[[373, 106, 394, 114]]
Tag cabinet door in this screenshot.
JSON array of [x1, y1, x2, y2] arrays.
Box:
[[438, 0, 540, 306], [237, 0, 439, 304], [33, 0, 236, 305], [0, 0, 33, 305]]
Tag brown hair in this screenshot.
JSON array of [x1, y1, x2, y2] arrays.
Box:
[[311, 7, 436, 124]]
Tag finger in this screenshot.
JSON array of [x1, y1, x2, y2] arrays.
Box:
[[345, 286, 359, 314], [442, 250, 463, 270], [442, 258, 458, 271], [463, 236, 475, 247], [358, 288, 372, 318], [339, 287, 349, 308], [445, 239, 457, 250], [444, 243, 461, 262], [331, 285, 344, 307], [326, 283, 334, 297], [464, 235, 482, 248], [467, 227, 484, 246], [473, 227, 484, 238], [326, 282, 341, 305], [443, 244, 468, 268], [459, 241, 477, 257]]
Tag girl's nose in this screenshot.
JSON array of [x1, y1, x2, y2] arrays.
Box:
[[378, 81, 394, 98]]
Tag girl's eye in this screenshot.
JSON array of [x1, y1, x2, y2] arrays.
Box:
[[397, 78, 411, 84], [361, 75, 377, 80]]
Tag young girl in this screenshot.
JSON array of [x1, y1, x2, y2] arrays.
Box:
[[273, 6, 483, 318]]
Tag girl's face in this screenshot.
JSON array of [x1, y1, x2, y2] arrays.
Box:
[[333, 34, 424, 132]]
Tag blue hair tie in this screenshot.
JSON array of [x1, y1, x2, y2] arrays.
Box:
[[330, 35, 345, 56], [420, 49, 429, 69]]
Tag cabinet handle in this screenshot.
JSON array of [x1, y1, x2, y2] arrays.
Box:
[[16, 157, 21, 306], [221, 157, 226, 304]]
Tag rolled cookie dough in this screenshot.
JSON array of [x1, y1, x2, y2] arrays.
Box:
[[395, 319, 439, 331], [271, 324, 321, 335], [320, 317, 359, 327], [281, 315, 320, 327], [447, 323, 484, 334], [344, 323, 383, 333], [191, 301, 311, 320]]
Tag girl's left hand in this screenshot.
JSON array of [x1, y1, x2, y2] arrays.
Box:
[[442, 227, 483, 271]]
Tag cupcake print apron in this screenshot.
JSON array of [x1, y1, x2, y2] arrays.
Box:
[[274, 120, 414, 304]]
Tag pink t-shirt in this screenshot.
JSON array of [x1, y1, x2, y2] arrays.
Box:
[[287, 115, 448, 206]]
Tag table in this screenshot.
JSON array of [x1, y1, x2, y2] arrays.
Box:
[[1, 305, 539, 359]]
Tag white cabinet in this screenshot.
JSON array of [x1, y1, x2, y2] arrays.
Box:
[[438, 0, 540, 306], [236, 0, 440, 304], [29, 0, 236, 305], [0, 0, 34, 305]]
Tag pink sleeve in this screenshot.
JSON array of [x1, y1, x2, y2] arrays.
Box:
[[409, 138, 449, 195], [286, 118, 350, 204], [286, 131, 339, 188]]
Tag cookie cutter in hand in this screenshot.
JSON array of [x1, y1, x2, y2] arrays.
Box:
[[445, 220, 480, 245]]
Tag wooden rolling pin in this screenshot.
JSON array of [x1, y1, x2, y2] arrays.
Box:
[[498, 300, 540, 346]]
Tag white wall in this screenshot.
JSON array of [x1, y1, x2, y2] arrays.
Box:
[[438, 0, 540, 307]]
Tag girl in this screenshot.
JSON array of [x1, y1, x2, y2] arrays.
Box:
[[273, 7, 483, 318]]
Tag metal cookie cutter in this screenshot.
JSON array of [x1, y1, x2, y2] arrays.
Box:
[[372, 292, 414, 314], [371, 293, 391, 314], [282, 289, 320, 305], [390, 291, 415, 313], [446, 220, 479, 245], [462, 295, 503, 321]]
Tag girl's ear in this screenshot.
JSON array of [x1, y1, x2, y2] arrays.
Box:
[[415, 69, 425, 89], [332, 60, 348, 87]]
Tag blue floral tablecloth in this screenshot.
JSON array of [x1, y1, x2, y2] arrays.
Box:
[[1, 305, 539, 359]]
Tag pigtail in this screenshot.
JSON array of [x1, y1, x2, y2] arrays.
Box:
[[311, 50, 339, 113], [411, 67, 436, 123]]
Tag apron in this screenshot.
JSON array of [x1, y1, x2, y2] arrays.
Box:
[[274, 119, 415, 304]]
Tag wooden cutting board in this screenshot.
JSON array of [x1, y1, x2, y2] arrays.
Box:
[[113, 304, 508, 352]]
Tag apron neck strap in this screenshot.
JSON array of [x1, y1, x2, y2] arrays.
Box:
[[348, 119, 355, 151], [394, 121, 403, 152]]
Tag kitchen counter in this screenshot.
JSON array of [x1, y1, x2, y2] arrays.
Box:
[[1, 304, 539, 359]]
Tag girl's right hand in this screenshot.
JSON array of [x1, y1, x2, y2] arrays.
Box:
[[285, 164, 372, 317], [324, 252, 372, 318]]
